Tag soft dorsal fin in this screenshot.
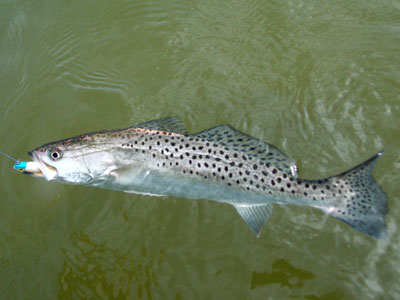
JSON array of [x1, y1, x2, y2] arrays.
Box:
[[234, 204, 274, 237], [193, 125, 298, 176], [131, 117, 187, 134]]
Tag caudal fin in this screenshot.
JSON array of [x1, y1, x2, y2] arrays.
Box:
[[319, 152, 388, 238]]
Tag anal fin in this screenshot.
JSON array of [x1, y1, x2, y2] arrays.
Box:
[[234, 204, 273, 237]]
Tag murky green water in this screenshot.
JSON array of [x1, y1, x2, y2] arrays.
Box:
[[1, 0, 399, 299]]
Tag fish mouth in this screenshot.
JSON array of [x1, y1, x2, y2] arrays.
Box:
[[27, 151, 58, 180]]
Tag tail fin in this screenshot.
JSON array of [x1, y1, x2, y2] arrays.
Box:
[[319, 152, 388, 238]]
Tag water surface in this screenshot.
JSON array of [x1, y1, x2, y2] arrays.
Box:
[[1, 0, 399, 299]]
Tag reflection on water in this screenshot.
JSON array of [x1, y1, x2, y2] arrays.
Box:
[[58, 232, 163, 299], [251, 258, 315, 289]]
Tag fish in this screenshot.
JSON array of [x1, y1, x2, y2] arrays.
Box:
[[24, 117, 388, 238]]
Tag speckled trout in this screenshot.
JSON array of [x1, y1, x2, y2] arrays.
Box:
[[25, 117, 387, 238]]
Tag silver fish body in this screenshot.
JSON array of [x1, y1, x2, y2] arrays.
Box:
[[26, 117, 387, 238]]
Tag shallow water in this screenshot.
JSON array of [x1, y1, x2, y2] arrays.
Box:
[[1, 0, 399, 299]]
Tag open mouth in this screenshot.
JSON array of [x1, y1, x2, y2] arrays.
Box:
[[25, 151, 57, 180]]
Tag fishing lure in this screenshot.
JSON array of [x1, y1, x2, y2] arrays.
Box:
[[0, 151, 39, 172]]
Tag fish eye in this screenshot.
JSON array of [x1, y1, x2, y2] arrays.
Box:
[[49, 148, 63, 160]]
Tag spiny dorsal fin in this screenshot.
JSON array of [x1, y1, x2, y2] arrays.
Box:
[[132, 117, 187, 134], [234, 204, 273, 237], [193, 125, 298, 176]]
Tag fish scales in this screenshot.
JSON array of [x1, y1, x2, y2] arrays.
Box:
[[25, 117, 388, 238], [115, 131, 352, 207], [118, 131, 316, 203]]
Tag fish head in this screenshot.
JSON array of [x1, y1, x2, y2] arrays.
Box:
[[27, 135, 114, 184]]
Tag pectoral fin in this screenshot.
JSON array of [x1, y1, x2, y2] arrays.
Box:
[[234, 204, 273, 237]]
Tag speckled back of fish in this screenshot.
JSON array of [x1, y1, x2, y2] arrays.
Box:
[[27, 117, 388, 238]]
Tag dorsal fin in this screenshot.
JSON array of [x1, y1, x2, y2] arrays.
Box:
[[131, 117, 187, 134], [193, 125, 298, 176]]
